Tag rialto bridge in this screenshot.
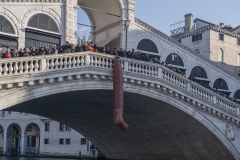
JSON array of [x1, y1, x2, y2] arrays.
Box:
[[0, 51, 239, 160], [1, 0, 240, 160]]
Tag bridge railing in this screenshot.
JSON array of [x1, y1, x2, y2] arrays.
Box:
[[0, 52, 239, 117]]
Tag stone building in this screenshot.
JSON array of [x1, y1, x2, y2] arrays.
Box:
[[171, 14, 240, 75], [0, 0, 136, 51], [0, 111, 97, 157]]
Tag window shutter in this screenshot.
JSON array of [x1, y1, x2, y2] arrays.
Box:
[[192, 35, 195, 42], [28, 13, 59, 33]]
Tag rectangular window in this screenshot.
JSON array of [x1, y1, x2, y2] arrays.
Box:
[[219, 34, 224, 41], [192, 33, 202, 42], [44, 139, 49, 144], [65, 139, 71, 145], [65, 126, 71, 131], [45, 123, 50, 131], [59, 138, 64, 145], [177, 39, 181, 43], [237, 39, 240, 46], [81, 138, 87, 145], [59, 123, 64, 131]]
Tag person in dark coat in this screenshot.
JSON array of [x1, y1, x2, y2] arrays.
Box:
[[106, 46, 111, 54], [12, 49, 19, 58], [75, 42, 83, 52], [30, 47, 37, 56], [18, 48, 24, 57], [37, 47, 46, 55], [82, 42, 88, 51], [118, 48, 124, 57]]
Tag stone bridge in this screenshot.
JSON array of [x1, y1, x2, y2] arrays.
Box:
[[0, 52, 240, 159]]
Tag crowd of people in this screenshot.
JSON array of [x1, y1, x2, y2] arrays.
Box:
[[0, 41, 239, 104], [0, 41, 161, 64], [188, 76, 240, 104]]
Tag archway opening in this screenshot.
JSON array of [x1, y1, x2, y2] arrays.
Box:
[[25, 13, 61, 49], [234, 90, 240, 101], [136, 38, 160, 62], [24, 123, 40, 155], [77, 0, 123, 49], [0, 15, 18, 52], [189, 66, 209, 85], [165, 53, 185, 73], [213, 78, 230, 96], [7, 123, 21, 156]]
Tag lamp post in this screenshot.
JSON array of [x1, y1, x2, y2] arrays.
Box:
[[124, 19, 131, 51]]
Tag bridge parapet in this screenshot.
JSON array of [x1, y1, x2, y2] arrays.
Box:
[[0, 52, 240, 126]]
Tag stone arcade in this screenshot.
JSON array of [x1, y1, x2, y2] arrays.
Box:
[[1, 0, 240, 160]]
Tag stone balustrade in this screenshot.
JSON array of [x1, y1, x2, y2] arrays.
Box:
[[0, 52, 240, 123]]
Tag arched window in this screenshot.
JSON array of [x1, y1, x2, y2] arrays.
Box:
[[195, 49, 200, 54], [218, 48, 224, 62], [0, 15, 15, 34], [137, 39, 158, 53], [190, 66, 207, 79], [165, 53, 184, 67], [234, 90, 240, 99], [213, 78, 228, 90], [28, 14, 59, 33]]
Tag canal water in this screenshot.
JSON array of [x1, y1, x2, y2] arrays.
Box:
[[0, 157, 106, 160]]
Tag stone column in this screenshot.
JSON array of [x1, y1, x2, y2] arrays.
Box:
[[39, 123, 44, 155], [21, 133, 26, 155], [65, 0, 78, 44], [3, 133, 7, 154], [35, 135, 40, 154], [124, 0, 137, 51]]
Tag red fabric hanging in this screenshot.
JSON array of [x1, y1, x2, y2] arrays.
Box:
[[113, 57, 128, 131]]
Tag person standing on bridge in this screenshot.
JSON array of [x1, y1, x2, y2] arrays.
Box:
[[0, 48, 3, 58], [75, 42, 83, 52], [3, 48, 12, 58], [87, 42, 94, 51]]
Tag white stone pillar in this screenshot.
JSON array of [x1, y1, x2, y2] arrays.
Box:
[[157, 67, 162, 78], [39, 57, 47, 71], [124, 60, 129, 71], [39, 123, 44, 155], [65, 0, 78, 44], [21, 133, 26, 155], [187, 82, 191, 91], [3, 133, 7, 154], [36, 135, 40, 154]]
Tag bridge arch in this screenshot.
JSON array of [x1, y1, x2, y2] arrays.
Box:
[[0, 78, 238, 159], [190, 66, 208, 79], [188, 60, 211, 79], [233, 89, 240, 100], [165, 53, 185, 67], [78, 0, 126, 47], [0, 8, 19, 37], [20, 7, 64, 47], [213, 78, 229, 90], [7, 123, 22, 135], [162, 48, 188, 68], [132, 33, 163, 56]]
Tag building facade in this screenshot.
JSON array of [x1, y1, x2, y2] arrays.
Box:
[[171, 14, 240, 75], [0, 0, 137, 51], [0, 111, 97, 157]]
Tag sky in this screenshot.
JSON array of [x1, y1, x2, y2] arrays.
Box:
[[77, 0, 240, 39]]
